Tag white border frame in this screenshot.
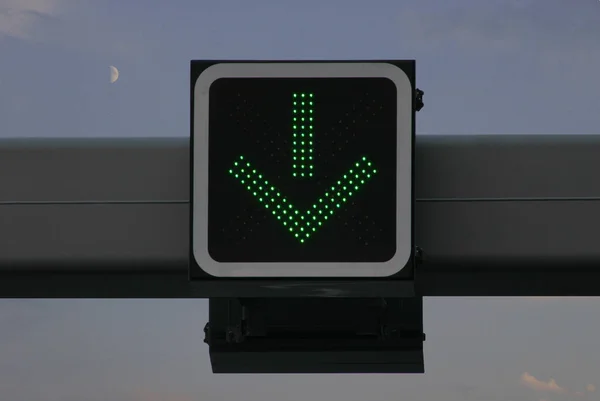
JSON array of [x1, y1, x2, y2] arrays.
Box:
[[193, 62, 413, 277]]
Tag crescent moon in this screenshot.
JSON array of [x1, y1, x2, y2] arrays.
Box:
[[109, 65, 119, 84]]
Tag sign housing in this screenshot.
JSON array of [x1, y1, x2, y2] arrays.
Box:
[[190, 60, 416, 283]]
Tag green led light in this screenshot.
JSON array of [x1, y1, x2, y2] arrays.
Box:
[[229, 155, 377, 243], [292, 92, 314, 178]]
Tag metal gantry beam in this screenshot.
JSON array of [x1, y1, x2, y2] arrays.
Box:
[[1, 134, 600, 297]]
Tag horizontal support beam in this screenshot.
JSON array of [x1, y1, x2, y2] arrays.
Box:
[[2, 134, 600, 297]]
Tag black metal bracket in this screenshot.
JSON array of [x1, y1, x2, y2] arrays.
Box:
[[205, 297, 426, 373], [415, 88, 424, 111]]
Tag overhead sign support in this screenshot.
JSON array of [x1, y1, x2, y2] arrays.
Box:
[[190, 60, 418, 297]]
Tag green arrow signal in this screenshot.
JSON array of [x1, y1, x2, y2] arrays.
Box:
[[292, 92, 314, 178], [228, 155, 377, 243]]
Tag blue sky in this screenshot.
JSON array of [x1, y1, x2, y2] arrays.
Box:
[[1, 0, 600, 400]]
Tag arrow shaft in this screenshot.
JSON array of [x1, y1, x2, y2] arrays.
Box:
[[292, 92, 314, 178]]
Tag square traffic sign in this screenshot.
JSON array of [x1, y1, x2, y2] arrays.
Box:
[[191, 61, 415, 278]]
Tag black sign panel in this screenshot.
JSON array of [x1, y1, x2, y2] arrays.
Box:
[[207, 77, 398, 263]]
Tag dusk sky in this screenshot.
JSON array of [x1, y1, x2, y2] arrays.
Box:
[[1, 0, 600, 400]]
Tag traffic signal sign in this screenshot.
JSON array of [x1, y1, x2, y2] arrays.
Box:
[[190, 61, 415, 279]]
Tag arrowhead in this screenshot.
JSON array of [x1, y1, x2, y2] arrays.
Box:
[[229, 155, 377, 243]]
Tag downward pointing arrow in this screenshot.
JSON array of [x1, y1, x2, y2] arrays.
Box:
[[229, 155, 377, 243]]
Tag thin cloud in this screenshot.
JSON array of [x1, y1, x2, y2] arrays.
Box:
[[521, 372, 566, 393], [0, 0, 66, 40], [396, 0, 600, 63], [0, 1, 148, 61]]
